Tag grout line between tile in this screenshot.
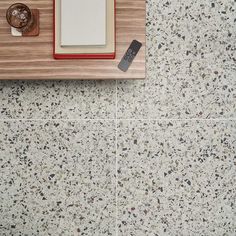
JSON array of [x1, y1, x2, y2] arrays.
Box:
[[0, 118, 235, 122], [115, 79, 118, 236], [0, 119, 116, 121], [117, 118, 236, 121]]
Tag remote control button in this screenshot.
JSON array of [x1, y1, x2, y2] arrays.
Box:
[[128, 58, 133, 62]]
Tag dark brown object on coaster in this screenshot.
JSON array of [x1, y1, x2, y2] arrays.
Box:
[[6, 3, 32, 30], [23, 9, 39, 36]]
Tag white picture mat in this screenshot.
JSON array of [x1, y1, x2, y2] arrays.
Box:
[[61, 0, 106, 46]]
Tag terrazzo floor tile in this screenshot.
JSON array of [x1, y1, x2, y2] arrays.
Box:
[[0, 120, 116, 236], [118, 0, 236, 119], [0, 80, 116, 119], [117, 120, 236, 235], [0, 122, 29, 236]]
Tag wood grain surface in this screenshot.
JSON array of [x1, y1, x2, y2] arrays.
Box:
[[0, 0, 146, 80]]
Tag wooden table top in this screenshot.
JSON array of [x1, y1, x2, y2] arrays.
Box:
[[0, 0, 146, 80]]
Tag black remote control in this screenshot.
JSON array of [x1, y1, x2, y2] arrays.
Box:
[[118, 40, 142, 72]]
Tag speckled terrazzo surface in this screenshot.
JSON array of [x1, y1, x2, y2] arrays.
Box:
[[0, 0, 235, 235], [117, 121, 236, 235]]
